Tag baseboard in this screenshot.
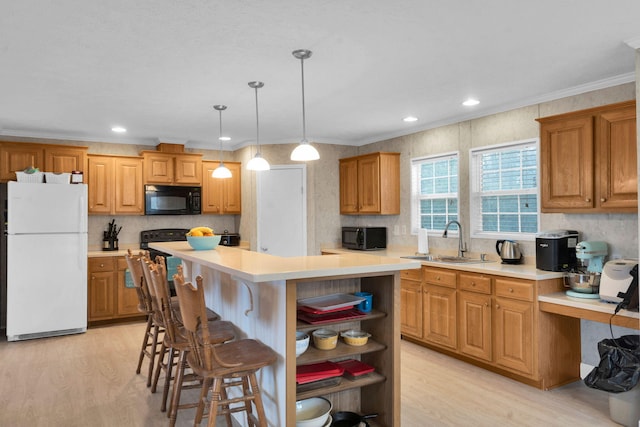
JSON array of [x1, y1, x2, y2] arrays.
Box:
[[580, 362, 595, 379]]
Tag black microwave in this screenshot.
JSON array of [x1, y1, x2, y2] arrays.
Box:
[[144, 185, 201, 215], [342, 227, 387, 250]]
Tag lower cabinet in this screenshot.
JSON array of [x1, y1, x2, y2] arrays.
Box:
[[400, 265, 579, 389], [88, 256, 141, 323]]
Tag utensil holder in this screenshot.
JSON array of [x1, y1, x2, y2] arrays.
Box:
[[102, 238, 119, 251]]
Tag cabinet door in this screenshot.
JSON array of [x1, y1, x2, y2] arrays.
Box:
[[400, 279, 423, 338], [539, 115, 594, 211], [598, 105, 637, 210], [87, 156, 113, 214], [222, 162, 242, 214], [494, 297, 534, 375], [143, 153, 174, 184], [0, 143, 44, 181], [114, 157, 144, 214], [339, 158, 359, 213], [202, 161, 222, 214], [88, 271, 115, 320], [357, 154, 381, 213], [458, 291, 492, 361], [116, 258, 140, 316], [45, 146, 86, 173], [174, 154, 202, 185], [423, 285, 457, 349]]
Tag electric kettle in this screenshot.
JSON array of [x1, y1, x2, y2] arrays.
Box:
[[496, 240, 523, 264]]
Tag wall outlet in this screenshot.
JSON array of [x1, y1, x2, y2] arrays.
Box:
[[401, 225, 407, 235], [393, 225, 400, 236]]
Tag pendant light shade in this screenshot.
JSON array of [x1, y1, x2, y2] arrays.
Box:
[[246, 81, 270, 171], [212, 105, 232, 179], [291, 49, 320, 161]]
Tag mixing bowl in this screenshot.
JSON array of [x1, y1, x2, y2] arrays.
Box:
[[295, 397, 332, 427], [565, 272, 601, 294]]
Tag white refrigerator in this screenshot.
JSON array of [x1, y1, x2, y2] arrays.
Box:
[[6, 181, 88, 341]]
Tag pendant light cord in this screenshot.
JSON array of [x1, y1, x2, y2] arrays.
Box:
[[254, 86, 261, 154], [218, 109, 224, 163], [300, 56, 307, 143]]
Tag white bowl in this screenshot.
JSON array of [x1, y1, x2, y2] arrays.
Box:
[[296, 397, 332, 427], [296, 331, 310, 357]]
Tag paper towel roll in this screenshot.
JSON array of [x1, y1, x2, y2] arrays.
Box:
[[418, 228, 429, 254]]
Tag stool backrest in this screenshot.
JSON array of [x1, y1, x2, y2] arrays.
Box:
[[125, 249, 152, 313]]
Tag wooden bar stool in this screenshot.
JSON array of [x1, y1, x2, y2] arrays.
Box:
[[125, 249, 165, 387], [144, 257, 235, 425], [174, 275, 277, 427]]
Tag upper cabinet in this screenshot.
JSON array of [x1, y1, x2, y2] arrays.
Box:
[[141, 151, 203, 185], [0, 141, 87, 182], [87, 155, 144, 215], [201, 161, 242, 214], [339, 152, 400, 215], [537, 100, 637, 213]]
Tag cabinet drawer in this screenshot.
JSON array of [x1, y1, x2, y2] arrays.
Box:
[[401, 268, 423, 281], [423, 268, 457, 288], [116, 257, 127, 270], [495, 278, 534, 302], [89, 257, 116, 272], [459, 273, 491, 294]]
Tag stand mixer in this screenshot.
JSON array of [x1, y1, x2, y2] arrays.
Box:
[[565, 241, 608, 298]]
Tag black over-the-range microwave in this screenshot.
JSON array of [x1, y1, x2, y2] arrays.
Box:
[[144, 184, 201, 215], [341, 227, 387, 250]]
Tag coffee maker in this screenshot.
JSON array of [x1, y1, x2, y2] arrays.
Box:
[[565, 241, 608, 298]]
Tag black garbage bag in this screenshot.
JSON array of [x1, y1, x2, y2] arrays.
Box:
[[584, 335, 640, 393]]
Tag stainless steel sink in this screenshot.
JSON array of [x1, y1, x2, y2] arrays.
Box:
[[401, 255, 494, 264]]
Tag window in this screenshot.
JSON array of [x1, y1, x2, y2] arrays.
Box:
[[411, 152, 459, 234], [470, 139, 539, 240]]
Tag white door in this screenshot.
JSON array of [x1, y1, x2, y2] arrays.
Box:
[[257, 165, 306, 257]]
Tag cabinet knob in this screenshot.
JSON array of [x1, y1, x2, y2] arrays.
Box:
[[484, 302, 489, 307], [100, 263, 105, 268], [600, 198, 606, 202], [471, 282, 476, 287], [436, 276, 441, 281], [496, 304, 500, 309], [585, 198, 591, 202], [509, 288, 514, 293]]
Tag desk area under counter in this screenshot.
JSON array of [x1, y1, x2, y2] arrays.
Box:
[[149, 241, 420, 427]]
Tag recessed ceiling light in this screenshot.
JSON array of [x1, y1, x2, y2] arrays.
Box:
[[111, 126, 127, 133], [403, 116, 418, 122], [219, 136, 231, 141], [462, 99, 480, 106]]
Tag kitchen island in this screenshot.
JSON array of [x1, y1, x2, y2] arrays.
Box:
[[149, 242, 420, 427]]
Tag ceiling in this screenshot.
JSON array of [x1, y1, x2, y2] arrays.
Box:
[[1, 1, 639, 152]]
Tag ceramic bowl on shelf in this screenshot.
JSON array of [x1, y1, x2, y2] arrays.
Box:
[[296, 331, 310, 357], [312, 328, 338, 350], [295, 397, 332, 427], [186, 235, 221, 250], [340, 329, 371, 346]]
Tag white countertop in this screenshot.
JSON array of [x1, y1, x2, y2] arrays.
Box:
[[149, 241, 421, 283], [321, 248, 564, 281], [539, 292, 640, 321]]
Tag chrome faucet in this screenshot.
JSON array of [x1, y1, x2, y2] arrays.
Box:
[[442, 220, 467, 258]]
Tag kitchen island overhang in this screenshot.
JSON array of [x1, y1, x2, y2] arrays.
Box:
[[149, 242, 419, 427]]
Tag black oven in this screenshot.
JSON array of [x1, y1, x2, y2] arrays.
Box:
[[144, 185, 201, 215], [140, 228, 190, 295]]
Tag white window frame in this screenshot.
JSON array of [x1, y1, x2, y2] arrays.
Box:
[[469, 139, 539, 241], [410, 151, 460, 235]]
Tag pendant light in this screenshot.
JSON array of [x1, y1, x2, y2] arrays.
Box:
[[246, 81, 270, 171], [290, 49, 320, 161], [212, 104, 232, 179]]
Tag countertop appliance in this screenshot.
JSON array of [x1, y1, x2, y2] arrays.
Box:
[[341, 227, 387, 251], [144, 184, 201, 215], [5, 182, 88, 341], [219, 230, 240, 247], [496, 240, 523, 264], [599, 259, 637, 304], [565, 241, 608, 298], [535, 229, 579, 272]]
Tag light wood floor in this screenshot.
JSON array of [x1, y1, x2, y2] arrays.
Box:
[[0, 321, 618, 426]]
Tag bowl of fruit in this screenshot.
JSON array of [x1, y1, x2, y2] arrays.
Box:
[[186, 227, 221, 250]]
